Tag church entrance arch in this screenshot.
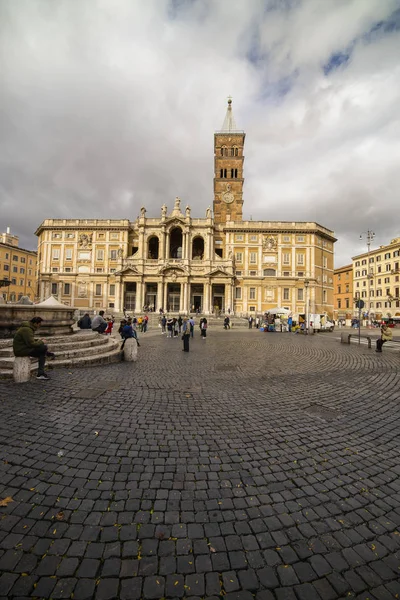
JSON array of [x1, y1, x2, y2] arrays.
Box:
[[212, 284, 225, 313], [169, 228, 183, 259], [167, 283, 181, 312], [124, 282, 136, 311], [145, 283, 157, 311], [190, 284, 203, 312]]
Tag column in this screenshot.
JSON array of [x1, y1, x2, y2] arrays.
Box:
[[115, 279, 122, 311], [204, 281, 210, 314], [165, 232, 170, 260], [179, 283, 184, 313], [157, 281, 163, 312], [164, 281, 168, 312], [226, 283, 232, 313], [160, 230, 166, 260], [136, 280, 143, 312]]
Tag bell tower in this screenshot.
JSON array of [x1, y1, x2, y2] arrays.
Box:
[[213, 98, 245, 224]]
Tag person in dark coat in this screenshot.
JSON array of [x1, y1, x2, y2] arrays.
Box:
[[77, 313, 92, 329], [13, 317, 55, 380], [182, 318, 190, 352]]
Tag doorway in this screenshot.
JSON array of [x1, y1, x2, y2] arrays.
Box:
[[145, 283, 157, 311], [212, 284, 225, 313], [167, 283, 181, 312], [124, 282, 136, 311], [190, 284, 203, 312]]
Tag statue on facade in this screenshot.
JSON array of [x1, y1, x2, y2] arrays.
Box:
[[206, 206, 212, 218], [174, 197, 181, 211], [185, 205, 191, 217], [79, 233, 92, 248], [161, 204, 167, 218], [78, 281, 87, 298], [140, 206, 146, 217], [117, 247, 123, 258]]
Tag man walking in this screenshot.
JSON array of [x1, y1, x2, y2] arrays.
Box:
[[13, 317, 55, 380], [376, 323, 392, 352], [92, 311, 107, 333], [182, 318, 190, 352]]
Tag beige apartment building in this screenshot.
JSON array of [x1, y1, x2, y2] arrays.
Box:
[[0, 228, 37, 302], [36, 100, 335, 317], [333, 264, 353, 322], [353, 237, 400, 320]]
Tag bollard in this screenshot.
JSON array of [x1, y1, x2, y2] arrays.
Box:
[[123, 338, 138, 362], [13, 357, 32, 383]]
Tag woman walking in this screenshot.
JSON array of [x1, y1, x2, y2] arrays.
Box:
[[201, 317, 208, 339], [182, 318, 190, 352]]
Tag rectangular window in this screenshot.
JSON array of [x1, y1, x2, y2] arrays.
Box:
[[51, 283, 58, 295], [96, 249, 104, 261], [282, 253, 290, 265], [283, 271, 290, 276], [98, 233, 105, 239], [66, 233, 75, 239], [235, 287, 242, 299], [297, 254, 304, 266], [110, 233, 119, 240], [250, 235, 258, 242], [384, 277, 390, 283], [64, 283, 71, 295], [384, 253, 391, 259], [249, 252, 257, 264], [235, 235, 243, 242], [109, 250, 117, 260], [52, 267, 59, 272], [235, 270, 242, 276], [96, 268, 104, 273], [323, 256, 328, 268], [296, 235, 305, 242], [345, 285, 349, 293], [283, 288, 290, 300], [338, 285, 341, 293], [65, 268, 71, 273], [235, 252, 243, 263], [52, 249, 60, 260], [323, 290, 327, 303], [249, 270, 257, 276], [249, 288, 256, 300], [65, 249, 72, 260], [12, 278, 17, 284], [283, 235, 291, 242], [52, 233, 62, 239], [377, 266, 382, 273], [376, 256, 381, 261], [20, 257, 26, 263], [338, 299, 341, 308], [28, 269, 32, 275], [386, 264, 391, 271], [3, 265, 9, 271], [13, 266, 18, 273], [109, 284, 115, 296], [298, 288, 304, 301], [95, 284, 102, 296], [13, 255, 18, 261], [19, 279, 24, 286]]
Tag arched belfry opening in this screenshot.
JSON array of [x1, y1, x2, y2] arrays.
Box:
[[169, 227, 183, 259], [192, 236, 204, 260], [148, 236, 159, 259]]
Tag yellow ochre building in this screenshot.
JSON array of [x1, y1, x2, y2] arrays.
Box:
[[36, 100, 335, 317], [0, 228, 37, 302]]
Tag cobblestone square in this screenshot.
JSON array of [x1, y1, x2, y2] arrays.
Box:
[[1, 330, 400, 599]]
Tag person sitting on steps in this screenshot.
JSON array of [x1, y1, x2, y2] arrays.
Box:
[[376, 323, 392, 353], [13, 317, 55, 380]]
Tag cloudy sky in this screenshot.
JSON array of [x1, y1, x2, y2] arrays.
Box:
[[1, 0, 399, 266]]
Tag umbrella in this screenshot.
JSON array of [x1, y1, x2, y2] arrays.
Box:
[[267, 307, 290, 315]]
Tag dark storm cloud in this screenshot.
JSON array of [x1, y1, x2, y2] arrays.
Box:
[[0, 0, 399, 266]]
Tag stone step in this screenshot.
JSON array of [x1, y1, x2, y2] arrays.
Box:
[[0, 338, 120, 368], [0, 335, 110, 357], [0, 336, 121, 379]]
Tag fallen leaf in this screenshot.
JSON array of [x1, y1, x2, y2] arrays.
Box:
[[210, 546, 216, 553], [94, 431, 99, 436], [0, 496, 13, 507], [56, 512, 64, 521]]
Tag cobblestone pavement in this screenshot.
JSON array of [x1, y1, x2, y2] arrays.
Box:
[[1, 330, 400, 600]]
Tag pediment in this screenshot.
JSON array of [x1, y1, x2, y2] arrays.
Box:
[[159, 264, 188, 275], [117, 266, 141, 275], [207, 268, 232, 278], [165, 216, 186, 227]]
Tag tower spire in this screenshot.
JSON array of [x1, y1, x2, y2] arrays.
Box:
[[221, 97, 237, 132]]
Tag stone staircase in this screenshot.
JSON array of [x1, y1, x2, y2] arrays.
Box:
[[0, 332, 121, 380], [114, 312, 250, 329]]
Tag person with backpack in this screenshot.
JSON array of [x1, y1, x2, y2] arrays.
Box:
[[201, 317, 208, 339]]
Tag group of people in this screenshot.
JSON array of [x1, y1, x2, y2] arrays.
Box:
[[78, 311, 115, 335]]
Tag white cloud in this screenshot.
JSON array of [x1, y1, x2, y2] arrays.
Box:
[[0, 0, 399, 266]]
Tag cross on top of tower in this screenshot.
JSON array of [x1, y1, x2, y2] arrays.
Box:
[[221, 97, 237, 132]]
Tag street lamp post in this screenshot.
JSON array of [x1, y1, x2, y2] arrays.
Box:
[[359, 230, 375, 328], [304, 278, 310, 335]]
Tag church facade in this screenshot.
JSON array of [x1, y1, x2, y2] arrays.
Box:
[[35, 100, 336, 317]]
